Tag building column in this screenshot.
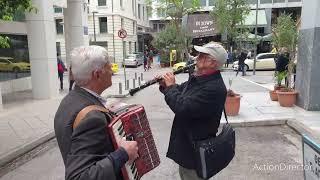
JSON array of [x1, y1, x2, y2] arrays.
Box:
[[64, 0, 89, 66], [265, 8, 272, 34], [296, 0, 320, 110], [26, 0, 59, 99]]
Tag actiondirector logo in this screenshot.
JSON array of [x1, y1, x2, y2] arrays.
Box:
[[253, 163, 312, 171]]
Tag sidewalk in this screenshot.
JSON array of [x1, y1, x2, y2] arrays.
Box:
[[0, 70, 319, 169]]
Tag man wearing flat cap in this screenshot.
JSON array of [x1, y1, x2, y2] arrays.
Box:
[[157, 42, 228, 180]]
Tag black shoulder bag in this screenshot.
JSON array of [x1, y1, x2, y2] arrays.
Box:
[[193, 110, 236, 179]]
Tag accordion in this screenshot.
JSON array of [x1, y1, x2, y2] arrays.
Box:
[[107, 103, 160, 180]]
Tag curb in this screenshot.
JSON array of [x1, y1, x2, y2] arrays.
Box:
[[0, 131, 55, 168]]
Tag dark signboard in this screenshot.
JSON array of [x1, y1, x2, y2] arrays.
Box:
[[187, 13, 217, 38]]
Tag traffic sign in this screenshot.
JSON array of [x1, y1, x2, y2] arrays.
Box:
[[118, 29, 127, 39]]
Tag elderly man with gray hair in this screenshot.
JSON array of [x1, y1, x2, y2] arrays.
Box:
[[158, 42, 228, 180], [54, 46, 138, 180]]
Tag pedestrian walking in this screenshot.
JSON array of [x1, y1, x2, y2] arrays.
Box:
[[57, 54, 66, 90]]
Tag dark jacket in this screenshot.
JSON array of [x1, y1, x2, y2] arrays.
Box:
[[160, 71, 227, 169], [275, 53, 289, 72], [54, 86, 128, 180], [238, 52, 247, 65]]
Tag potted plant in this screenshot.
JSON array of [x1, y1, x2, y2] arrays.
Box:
[[225, 79, 241, 116], [272, 14, 299, 107], [269, 71, 287, 101]]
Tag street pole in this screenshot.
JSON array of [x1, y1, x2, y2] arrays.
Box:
[[112, 0, 116, 63], [253, 0, 258, 75], [122, 38, 127, 87], [92, 11, 97, 42]]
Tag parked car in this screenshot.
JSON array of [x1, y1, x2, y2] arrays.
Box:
[[172, 60, 195, 73], [123, 53, 143, 67], [111, 63, 119, 74], [0, 57, 30, 73], [232, 53, 276, 71]]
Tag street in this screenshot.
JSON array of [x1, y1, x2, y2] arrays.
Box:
[[0, 66, 303, 180]]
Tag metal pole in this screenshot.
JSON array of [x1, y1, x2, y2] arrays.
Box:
[[138, 77, 141, 86], [135, 72, 137, 80], [122, 38, 127, 88], [112, 0, 116, 63], [93, 12, 96, 42], [126, 80, 129, 90], [119, 82, 122, 94], [253, 0, 258, 75], [140, 73, 143, 81]]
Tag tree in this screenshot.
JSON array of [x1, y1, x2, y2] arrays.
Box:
[[148, 0, 200, 61], [211, 0, 250, 51], [153, 24, 192, 63], [272, 14, 298, 89], [0, 0, 35, 48]]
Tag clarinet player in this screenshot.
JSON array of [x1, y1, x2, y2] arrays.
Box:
[[157, 42, 228, 180]]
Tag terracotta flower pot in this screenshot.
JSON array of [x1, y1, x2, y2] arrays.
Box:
[[277, 91, 298, 107], [225, 95, 241, 116], [269, 90, 278, 101]]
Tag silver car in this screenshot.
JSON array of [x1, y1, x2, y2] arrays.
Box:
[[123, 53, 143, 67]]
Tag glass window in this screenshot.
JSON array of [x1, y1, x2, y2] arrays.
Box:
[[54, 7, 63, 13], [153, 23, 158, 31], [200, 0, 207, 6], [129, 42, 132, 54], [133, 22, 135, 34], [260, 0, 272, 3], [121, 18, 124, 28], [55, 19, 64, 34], [273, 0, 285, 3], [98, 0, 106, 6], [99, 17, 108, 33], [143, 6, 145, 20], [246, 0, 256, 4], [209, 0, 216, 6], [159, 24, 165, 31], [138, 4, 141, 19]]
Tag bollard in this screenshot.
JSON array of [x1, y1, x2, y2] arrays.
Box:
[[133, 79, 136, 89], [141, 73, 144, 81], [126, 80, 129, 90], [135, 72, 137, 80], [119, 82, 122, 94], [138, 77, 141, 86]]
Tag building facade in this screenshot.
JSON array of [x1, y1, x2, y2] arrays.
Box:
[[54, 0, 150, 64]]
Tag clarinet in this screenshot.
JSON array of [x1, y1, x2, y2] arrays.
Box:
[[129, 63, 196, 96]]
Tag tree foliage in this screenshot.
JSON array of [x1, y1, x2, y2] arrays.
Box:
[[153, 24, 191, 62], [272, 14, 299, 89], [211, 0, 250, 50], [0, 0, 35, 48]]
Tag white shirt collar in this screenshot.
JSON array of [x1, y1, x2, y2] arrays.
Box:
[[81, 87, 107, 107]]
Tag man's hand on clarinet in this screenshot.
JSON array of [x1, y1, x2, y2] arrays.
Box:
[[155, 75, 166, 88], [118, 138, 139, 163], [162, 72, 176, 87]]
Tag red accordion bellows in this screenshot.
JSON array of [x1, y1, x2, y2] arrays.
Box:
[[108, 103, 160, 180]]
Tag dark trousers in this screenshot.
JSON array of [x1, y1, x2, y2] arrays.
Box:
[[236, 64, 245, 76], [58, 72, 64, 90], [69, 80, 75, 91]]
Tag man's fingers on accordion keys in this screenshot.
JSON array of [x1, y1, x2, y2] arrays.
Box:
[[120, 140, 139, 162]]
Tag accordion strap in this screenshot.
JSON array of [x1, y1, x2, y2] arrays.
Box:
[[73, 105, 110, 130]]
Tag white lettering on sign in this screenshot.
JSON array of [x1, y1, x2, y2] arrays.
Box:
[[303, 137, 320, 180], [195, 20, 213, 26]]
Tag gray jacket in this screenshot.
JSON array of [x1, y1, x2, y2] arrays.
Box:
[[54, 86, 127, 180]]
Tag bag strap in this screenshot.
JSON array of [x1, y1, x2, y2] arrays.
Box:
[[223, 108, 228, 124], [73, 105, 110, 130]]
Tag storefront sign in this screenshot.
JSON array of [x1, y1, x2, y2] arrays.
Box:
[[187, 13, 217, 37]]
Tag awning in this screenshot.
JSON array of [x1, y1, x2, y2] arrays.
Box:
[[243, 9, 268, 27]]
